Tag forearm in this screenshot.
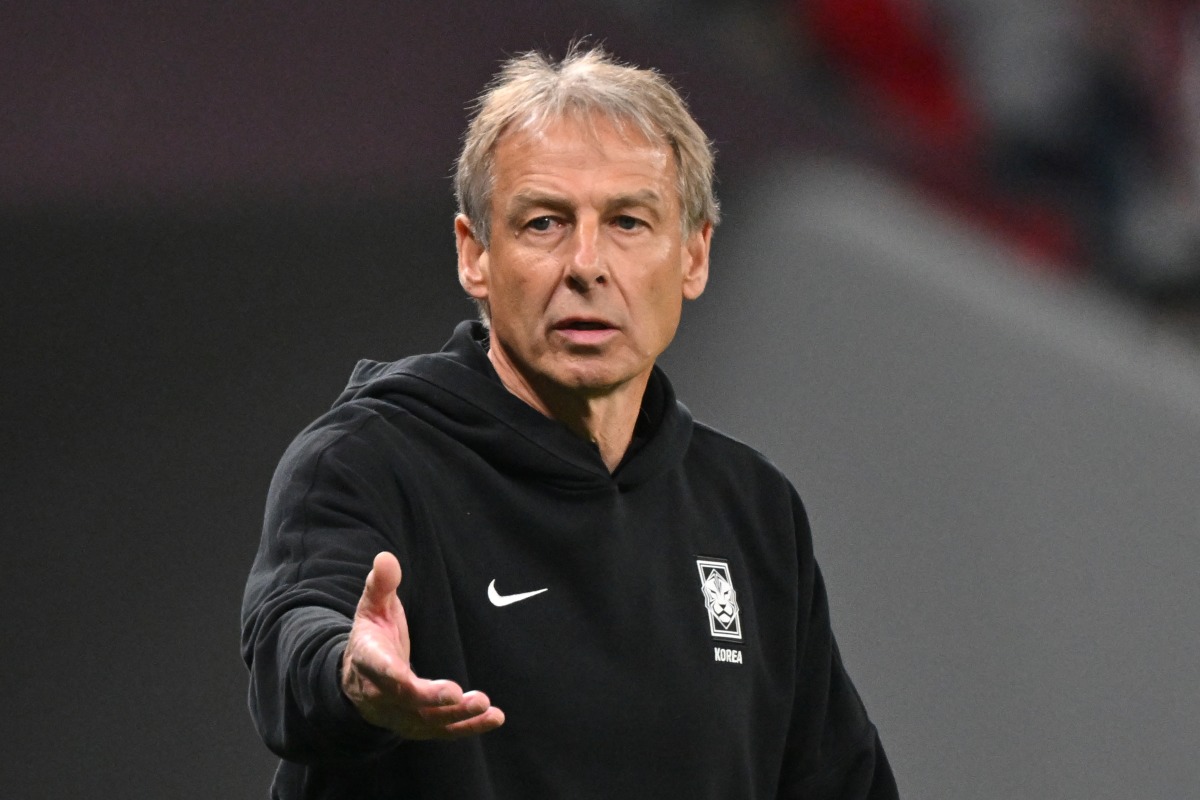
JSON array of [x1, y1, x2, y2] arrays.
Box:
[[243, 603, 398, 763], [241, 415, 417, 761]]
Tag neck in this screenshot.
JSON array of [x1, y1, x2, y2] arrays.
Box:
[[487, 345, 649, 473]]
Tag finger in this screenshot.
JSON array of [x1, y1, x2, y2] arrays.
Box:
[[442, 705, 506, 738], [372, 551, 402, 585], [416, 689, 492, 725], [408, 677, 465, 708], [360, 551, 402, 613]]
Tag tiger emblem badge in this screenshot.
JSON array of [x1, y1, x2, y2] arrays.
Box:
[[696, 558, 742, 641]]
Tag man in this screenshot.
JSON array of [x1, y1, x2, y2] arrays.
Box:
[[242, 46, 898, 798]]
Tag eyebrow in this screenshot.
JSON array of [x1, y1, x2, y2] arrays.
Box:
[[604, 190, 664, 221], [505, 192, 574, 227], [505, 189, 666, 227]]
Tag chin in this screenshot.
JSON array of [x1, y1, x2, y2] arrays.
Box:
[[539, 351, 650, 396], [555, 372, 618, 392], [559, 367, 642, 395]]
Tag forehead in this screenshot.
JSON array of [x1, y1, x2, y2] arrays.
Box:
[[490, 112, 677, 199]]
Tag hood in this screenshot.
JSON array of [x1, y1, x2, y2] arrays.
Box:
[[332, 320, 694, 491]]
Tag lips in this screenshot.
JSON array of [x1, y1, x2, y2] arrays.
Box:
[[553, 317, 615, 332], [551, 316, 619, 345]]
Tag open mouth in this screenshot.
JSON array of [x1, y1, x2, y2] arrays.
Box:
[[561, 320, 610, 330]]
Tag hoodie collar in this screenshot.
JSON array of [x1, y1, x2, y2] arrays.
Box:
[[336, 320, 693, 490]]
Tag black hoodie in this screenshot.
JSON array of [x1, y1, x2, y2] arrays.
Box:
[[242, 321, 897, 799]]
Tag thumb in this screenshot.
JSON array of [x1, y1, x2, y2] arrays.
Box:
[[360, 551, 402, 612]]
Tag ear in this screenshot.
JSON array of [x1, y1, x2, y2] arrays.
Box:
[[681, 221, 712, 301], [455, 214, 490, 300]]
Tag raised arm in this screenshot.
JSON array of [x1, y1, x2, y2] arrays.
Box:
[[241, 418, 501, 764]]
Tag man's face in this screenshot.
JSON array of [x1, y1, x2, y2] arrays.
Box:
[[456, 113, 710, 400]]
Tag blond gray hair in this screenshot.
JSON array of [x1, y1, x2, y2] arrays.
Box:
[[454, 45, 720, 249]]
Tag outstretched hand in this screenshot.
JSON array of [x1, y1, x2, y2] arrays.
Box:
[[341, 552, 505, 739]]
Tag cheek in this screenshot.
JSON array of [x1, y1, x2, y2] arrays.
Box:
[[643, 258, 686, 319], [492, 255, 559, 319], [630, 281, 683, 353]]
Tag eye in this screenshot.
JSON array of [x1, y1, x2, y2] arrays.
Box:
[[526, 216, 555, 232], [613, 215, 644, 231]]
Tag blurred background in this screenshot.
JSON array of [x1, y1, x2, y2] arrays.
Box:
[[4, 1, 1199, 797]]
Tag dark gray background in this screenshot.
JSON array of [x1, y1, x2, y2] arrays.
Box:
[[6, 3, 1200, 798]]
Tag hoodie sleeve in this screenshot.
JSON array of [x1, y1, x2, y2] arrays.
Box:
[[778, 492, 899, 799], [240, 412, 414, 763]]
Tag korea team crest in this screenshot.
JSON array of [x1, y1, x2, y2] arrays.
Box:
[[696, 558, 742, 641]]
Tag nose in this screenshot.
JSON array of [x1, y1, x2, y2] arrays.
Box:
[[566, 217, 607, 290]]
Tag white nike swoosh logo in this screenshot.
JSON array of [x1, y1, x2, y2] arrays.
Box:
[[487, 579, 548, 607]]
